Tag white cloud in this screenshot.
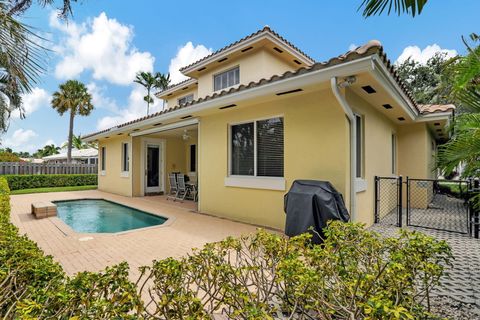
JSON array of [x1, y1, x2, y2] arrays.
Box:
[[95, 84, 162, 130], [44, 139, 55, 146], [86, 82, 118, 112], [168, 42, 212, 84], [51, 12, 154, 85], [2, 129, 38, 152], [12, 88, 50, 119], [348, 43, 358, 51], [396, 44, 457, 65], [94, 41, 213, 130]]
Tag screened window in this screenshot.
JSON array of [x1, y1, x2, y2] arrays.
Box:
[[214, 67, 239, 91], [355, 114, 363, 178], [230, 117, 284, 177], [101, 147, 106, 171], [178, 94, 194, 105], [121, 143, 129, 172]]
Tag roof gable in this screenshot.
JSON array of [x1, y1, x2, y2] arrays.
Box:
[[178, 26, 315, 77]]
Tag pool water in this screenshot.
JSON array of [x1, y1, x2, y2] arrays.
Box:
[[54, 199, 167, 233]]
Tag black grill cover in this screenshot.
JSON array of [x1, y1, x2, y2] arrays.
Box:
[[284, 180, 350, 244]]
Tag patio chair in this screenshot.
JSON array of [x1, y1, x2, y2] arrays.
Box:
[[175, 174, 188, 202], [189, 183, 198, 202], [167, 173, 178, 200]]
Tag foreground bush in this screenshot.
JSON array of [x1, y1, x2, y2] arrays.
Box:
[[0, 177, 452, 319], [4, 174, 97, 190]]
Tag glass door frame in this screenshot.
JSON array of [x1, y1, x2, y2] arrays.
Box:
[[140, 138, 165, 195]]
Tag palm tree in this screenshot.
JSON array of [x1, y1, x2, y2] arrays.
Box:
[[42, 144, 60, 157], [62, 134, 94, 150], [156, 73, 171, 110], [6, 0, 75, 18], [51, 80, 93, 163], [0, 0, 80, 133], [0, 1, 48, 132], [134, 71, 170, 115], [33, 144, 60, 158], [359, 0, 428, 17], [437, 34, 480, 177]]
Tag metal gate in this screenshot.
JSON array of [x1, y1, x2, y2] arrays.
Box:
[[406, 178, 470, 234], [374, 176, 403, 227]]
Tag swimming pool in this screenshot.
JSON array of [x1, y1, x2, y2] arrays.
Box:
[[54, 199, 167, 233]]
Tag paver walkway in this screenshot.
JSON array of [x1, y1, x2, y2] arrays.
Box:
[[370, 222, 480, 315], [10, 190, 260, 280]]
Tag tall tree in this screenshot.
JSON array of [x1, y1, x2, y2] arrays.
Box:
[[6, 0, 77, 19], [395, 53, 456, 105], [134, 71, 170, 115], [0, 1, 47, 132], [33, 144, 60, 158], [437, 34, 480, 177], [0, 0, 80, 133], [51, 80, 93, 163], [359, 0, 428, 17]]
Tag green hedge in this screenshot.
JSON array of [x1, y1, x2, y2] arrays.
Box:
[[3, 174, 97, 190], [0, 176, 453, 319]]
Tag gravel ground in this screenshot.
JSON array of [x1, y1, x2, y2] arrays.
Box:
[[429, 295, 480, 319]]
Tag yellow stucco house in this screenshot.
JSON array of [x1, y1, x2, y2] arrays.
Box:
[[83, 26, 454, 230]]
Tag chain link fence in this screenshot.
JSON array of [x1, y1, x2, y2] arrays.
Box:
[[374, 176, 402, 227]]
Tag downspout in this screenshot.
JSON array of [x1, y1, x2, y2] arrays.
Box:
[[330, 77, 356, 221]]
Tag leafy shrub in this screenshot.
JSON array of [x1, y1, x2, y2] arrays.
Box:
[[0, 177, 452, 319], [4, 174, 97, 190], [0, 152, 20, 162]]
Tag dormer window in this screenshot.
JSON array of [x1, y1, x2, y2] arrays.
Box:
[[214, 66, 239, 91], [178, 94, 194, 105]]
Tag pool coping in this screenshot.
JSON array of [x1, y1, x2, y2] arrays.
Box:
[[48, 197, 176, 237]]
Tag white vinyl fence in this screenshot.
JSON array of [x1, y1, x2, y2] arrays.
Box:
[[0, 162, 97, 175]]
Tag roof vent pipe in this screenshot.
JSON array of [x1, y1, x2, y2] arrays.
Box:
[[330, 76, 357, 222]]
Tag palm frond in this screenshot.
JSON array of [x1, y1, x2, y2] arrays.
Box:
[[359, 0, 428, 17]]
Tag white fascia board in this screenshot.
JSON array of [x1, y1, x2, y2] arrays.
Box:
[[85, 56, 374, 142], [156, 78, 197, 98], [130, 118, 199, 137], [370, 56, 419, 121], [416, 112, 452, 122], [181, 33, 315, 75]]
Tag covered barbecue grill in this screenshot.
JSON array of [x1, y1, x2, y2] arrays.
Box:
[[284, 180, 350, 244]]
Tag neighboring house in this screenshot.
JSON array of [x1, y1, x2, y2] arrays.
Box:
[[42, 148, 98, 165], [20, 158, 44, 164], [83, 27, 454, 229]]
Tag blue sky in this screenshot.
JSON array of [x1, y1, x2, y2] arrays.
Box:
[[3, 0, 479, 154]]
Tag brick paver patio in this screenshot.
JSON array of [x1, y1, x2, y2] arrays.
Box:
[[370, 222, 480, 315], [10, 190, 480, 317], [10, 190, 260, 279]]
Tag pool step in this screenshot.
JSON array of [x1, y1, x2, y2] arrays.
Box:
[[31, 202, 57, 219]]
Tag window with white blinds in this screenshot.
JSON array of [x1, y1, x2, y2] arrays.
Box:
[[214, 67, 240, 91], [230, 117, 284, 177]]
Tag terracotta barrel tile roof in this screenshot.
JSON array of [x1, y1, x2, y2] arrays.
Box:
[[418, 104, 456, 114], [179, 26, 315, 72], [83, 41, 386, 140], [83, 37, 445, 140]]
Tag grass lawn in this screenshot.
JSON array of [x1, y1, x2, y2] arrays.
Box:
[[11, 185, 98, 195]]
